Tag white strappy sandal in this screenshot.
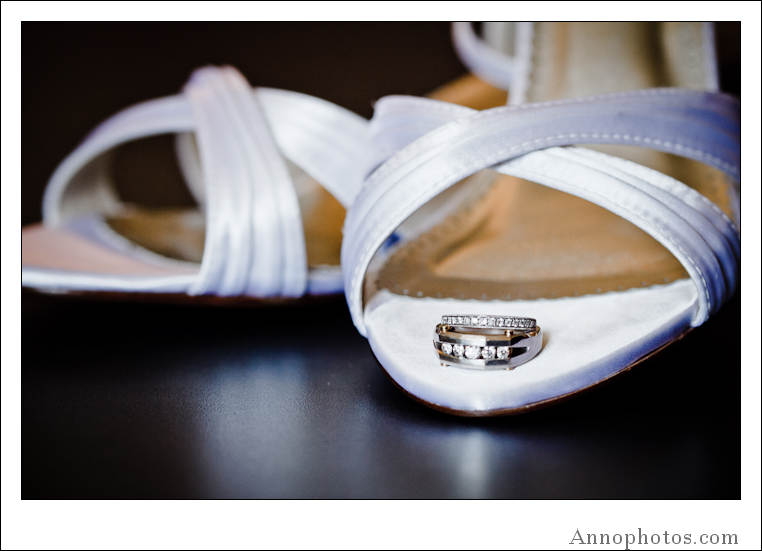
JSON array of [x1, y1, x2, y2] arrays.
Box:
[[342, 22, 740, 415], [22, 65, 370, 302]]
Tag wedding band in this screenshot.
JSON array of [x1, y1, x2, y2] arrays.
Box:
[[441, 314, 536, 330], [433, 315, 543, 370]]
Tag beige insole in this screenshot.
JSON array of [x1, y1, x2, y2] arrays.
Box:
[[374, 22, 734, 304]]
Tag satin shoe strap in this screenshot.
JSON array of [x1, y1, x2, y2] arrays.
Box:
[[183, 66, 306, 297], [451, 22, 534, 104], [42, 66, 370, 298], [343, 89, 740, 334]]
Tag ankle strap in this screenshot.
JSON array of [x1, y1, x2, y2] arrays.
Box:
[[451, 22, 534, 103]]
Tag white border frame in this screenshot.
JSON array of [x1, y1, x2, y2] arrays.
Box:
[[2, 2, 760, 549]]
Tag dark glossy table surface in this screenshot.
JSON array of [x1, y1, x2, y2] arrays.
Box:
[[22, 290, 740, 499], [22, 23, 740, 499]]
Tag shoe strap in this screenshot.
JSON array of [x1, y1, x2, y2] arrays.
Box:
[[451, 22, 534, 103], [183, 67, 306, 296], [451, 23, 720, 103], [343, 89, 740, 334], [42, 66, 370, 298]]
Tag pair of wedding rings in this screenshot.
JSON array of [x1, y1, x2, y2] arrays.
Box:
[[433, 315, 543, 370]]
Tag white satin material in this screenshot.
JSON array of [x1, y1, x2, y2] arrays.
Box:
[[184, 67, 307, 296], [451, 22, 534, 104], [38, 66, 371, 298], [365, 281, 697, 413], [344, 21, 739, 414], [344, 95, 739, 334], [344, 101, 738, 412], [454, 22, 721, 100]]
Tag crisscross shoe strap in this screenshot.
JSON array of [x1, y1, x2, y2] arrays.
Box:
[[43, 66, 370, 298], [343, 89, 740, 334]]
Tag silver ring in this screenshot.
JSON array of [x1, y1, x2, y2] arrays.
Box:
[[433, 315, 543, 370], [441, 314, 536, 330]]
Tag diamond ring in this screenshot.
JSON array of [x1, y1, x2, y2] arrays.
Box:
[[433, 315, 543, 370], [440, 314, 536, 330]]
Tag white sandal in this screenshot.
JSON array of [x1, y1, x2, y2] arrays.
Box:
[[342, 22, 740, 415], [22, 65, 370, 302]]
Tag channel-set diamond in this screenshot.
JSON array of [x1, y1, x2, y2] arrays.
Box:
[[442, 314, 535, 330], [436, 341, 507, 363], [481, 346, 496, 360], [464, 345, 481, 359]]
